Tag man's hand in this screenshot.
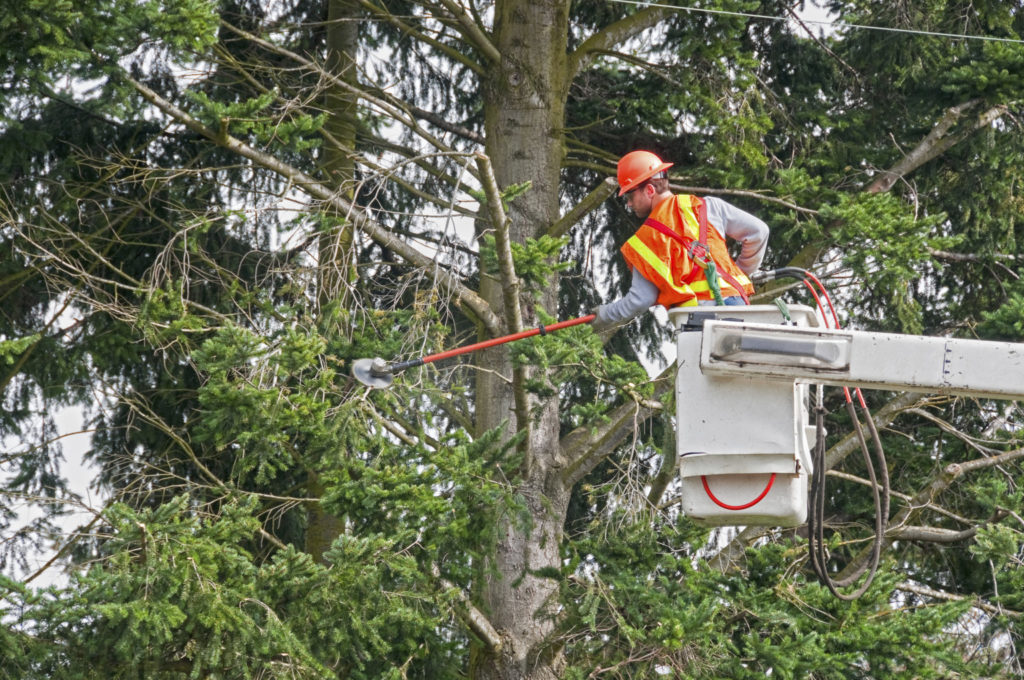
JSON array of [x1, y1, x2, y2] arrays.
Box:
[[590, 306, 620, 334]]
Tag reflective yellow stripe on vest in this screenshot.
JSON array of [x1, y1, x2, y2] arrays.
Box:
[[675, 197, 753, 298], [676, 200, 701, 240], [626, 235, 710, 300]]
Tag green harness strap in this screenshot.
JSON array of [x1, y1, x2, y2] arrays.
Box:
[[703, 258, 726, 306]]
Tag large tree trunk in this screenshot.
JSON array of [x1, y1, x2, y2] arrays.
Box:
[[473, 1, 572, 678], [307, 0, 360, 564]]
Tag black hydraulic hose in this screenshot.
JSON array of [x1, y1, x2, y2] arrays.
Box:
[[757, 266, 891, 599], [808, 391, 891, 600]]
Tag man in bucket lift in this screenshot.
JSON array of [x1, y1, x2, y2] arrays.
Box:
[[592, 150, 769, 332]]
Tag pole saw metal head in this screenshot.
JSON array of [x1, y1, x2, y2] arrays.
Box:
[[352, 357, 394, 388]]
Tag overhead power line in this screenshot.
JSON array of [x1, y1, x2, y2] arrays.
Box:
[[611, 0, 1024, 45]]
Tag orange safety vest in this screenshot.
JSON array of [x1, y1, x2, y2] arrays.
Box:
[[620, 194, 754, 308]]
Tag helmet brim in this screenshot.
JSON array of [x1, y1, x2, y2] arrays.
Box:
[[617, 162, 673, 195]]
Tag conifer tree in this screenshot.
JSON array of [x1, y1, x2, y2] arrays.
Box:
[[2, 1, 1024, 678]]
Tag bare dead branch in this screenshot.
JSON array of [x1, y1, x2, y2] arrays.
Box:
[[826, 469, 975, 526], [897, 581, 1021, 619], [357, 0, 486, 76], [671, 183, 820, 215], [886, 523, 989, 543], [405, 103, 484, 144], [434, 0, 501, 64], [836, 446, 1024, 583], [866, 100, 1006, 194], [567, 5, 675, 79], [125, 73, 502, 336], [784, 4, 860, 82], [788, 98, 1012, 271], [561, 366, 673, 488], [548, 177, 618, 239], [474, 152, 523, 334], [433, 562, 503, 652]]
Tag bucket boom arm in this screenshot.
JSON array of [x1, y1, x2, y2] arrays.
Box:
[[667, 305, 1024, 528], [698, 318, 1024, 400]]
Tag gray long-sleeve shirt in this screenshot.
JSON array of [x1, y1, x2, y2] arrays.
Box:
[[596, 196, 768, 326]]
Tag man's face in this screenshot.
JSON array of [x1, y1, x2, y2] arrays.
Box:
[[623, 182, 655, 218]]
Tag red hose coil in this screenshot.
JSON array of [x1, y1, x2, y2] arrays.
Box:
[[701, 473, 777, 511]]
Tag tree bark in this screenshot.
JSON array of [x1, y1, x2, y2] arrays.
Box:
[[307, 0, 360, 564], [318, 0, 360, 309], [472, 1, 572, 677]]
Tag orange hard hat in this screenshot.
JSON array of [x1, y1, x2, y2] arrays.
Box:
[[616, 150, 673, 196]]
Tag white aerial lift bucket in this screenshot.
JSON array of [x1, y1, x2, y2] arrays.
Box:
[[670, 305, 820, 527]]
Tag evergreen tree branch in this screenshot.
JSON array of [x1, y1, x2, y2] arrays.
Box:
[[788, 99, 1012, 271], [0, 288, 73, 396], [121, 388, 292, 550], [211, 30, 483, 187], [125, 73, 503, 336], [567, 5, 675, 80]]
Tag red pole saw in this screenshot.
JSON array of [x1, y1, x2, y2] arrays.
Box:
[[352, 314, 597, 388]]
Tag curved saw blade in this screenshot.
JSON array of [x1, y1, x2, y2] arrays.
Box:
[[352, 357, 394, 389]]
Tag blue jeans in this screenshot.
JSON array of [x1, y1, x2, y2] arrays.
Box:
[[698, 296, 746, 307]]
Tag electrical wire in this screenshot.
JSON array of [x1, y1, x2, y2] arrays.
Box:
[[757, 267, 891, 599], [608, 0, 1024, 45]]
